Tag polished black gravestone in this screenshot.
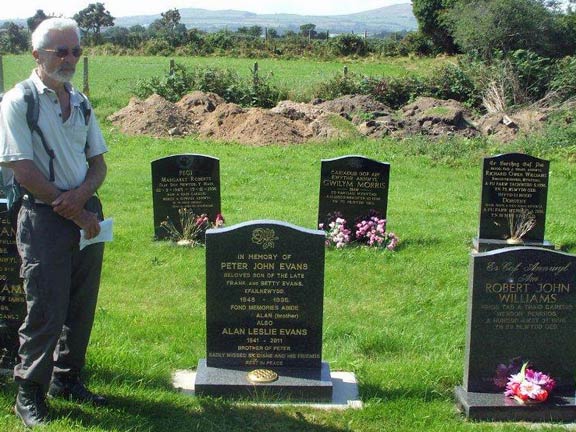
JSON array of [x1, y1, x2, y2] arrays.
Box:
[[0, 200, 25, 370], [455, 247, 576, 421], [151, 154, 220, 239], [317, 155, 390, 230], [473, 153, 553, 252], [195, 220, 332, 401]]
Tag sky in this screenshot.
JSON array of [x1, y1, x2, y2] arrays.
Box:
[[0, 1, 409, 20]]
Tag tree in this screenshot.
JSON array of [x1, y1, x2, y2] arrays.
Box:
[[149, 8, 188, 47], [412, 0, 458, 53], [237, 25, 262, 38], [0, 22, 29, 53], [73, 2, 115, 45], [27, 10, 48, 32], [299, 23, 317, 39], [102, 26, 129, 46], [267, 28, 279, 39], [445, 0, 565, 58], [329, 34, 368, 56]]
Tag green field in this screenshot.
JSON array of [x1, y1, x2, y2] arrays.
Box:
[[0, 55, 575, 431], [1, 54, 448, 117]]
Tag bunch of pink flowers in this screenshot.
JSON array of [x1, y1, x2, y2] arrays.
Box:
[[355, 216, 398, 251], [505, 363, 555, 404], [320, 217, 351, 248]]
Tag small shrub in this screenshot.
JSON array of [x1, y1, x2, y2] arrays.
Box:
[[313, 72, 364, 100], [134, 63, 284, 108], [328, 34, 368, 57], [142, 39, 173, 56], [134, 63, 194, 102], [549, 56, 576, 100], [366, 76, 429, 109], [427, 63, 482, 108]]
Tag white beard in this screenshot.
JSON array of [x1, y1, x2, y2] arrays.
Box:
[[46, 67, 75, 83]]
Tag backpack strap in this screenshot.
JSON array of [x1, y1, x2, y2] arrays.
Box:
[[78, 92, 92, 153], [19, 79, 56, 182], [79, 93, 91, 126]]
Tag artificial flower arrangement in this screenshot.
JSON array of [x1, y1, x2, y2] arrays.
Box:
[[161, 208, 225, 247], [504, 362, 556, 404], [319, 211, 398, 250]]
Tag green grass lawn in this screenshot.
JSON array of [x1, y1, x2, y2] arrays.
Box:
[[1, 132, 574, 431], [1, 55, 575, 431]]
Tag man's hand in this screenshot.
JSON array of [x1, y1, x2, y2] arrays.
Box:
[[52, 189, 89, 219], [72, 209, 101, 240]]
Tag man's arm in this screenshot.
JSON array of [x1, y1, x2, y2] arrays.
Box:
[[52, 154, 107, 219], [6, 159, 102, 239], [7, 159, 60, 204]]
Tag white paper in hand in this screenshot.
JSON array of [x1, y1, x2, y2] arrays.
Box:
[[79, 218, 113, 250]]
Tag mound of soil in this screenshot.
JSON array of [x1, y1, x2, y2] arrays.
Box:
[[476, 110, 547, 143], [318, 94, 391, 119], [401, 97, 479, 138], [310, 113, 363, 140], [270, 100, 324, 122], [200, 105, 312, 145], [108, 94, 191, 137], [107, 91, 549, 145], [176, 91, 225, 116]]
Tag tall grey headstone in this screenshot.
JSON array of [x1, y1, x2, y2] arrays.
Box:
[[195, 220, 332, 401], [456, 247, 576, 421], [318, 155, 390, 233], [151, 154, 220, 240], [474, 153, 553, 251], [0, 200, 25, 370]]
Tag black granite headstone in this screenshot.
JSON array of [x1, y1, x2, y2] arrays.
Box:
[[0, 200, 25, 370], [317, 155, 390, 230], [456, 247, 576, 421], [474, 153, 552, 251], [151, 154, 220, 239], [195, 220, 332, 401]]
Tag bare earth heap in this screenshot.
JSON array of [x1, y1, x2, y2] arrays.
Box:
[[108, 92, 548, 145]]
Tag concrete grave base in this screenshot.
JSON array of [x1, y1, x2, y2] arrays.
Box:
[[455, 386, 576, 422], [173, 361, 362, 410], [472, 237, 555, 253]]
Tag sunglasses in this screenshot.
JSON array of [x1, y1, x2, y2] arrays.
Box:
[[40, 47, 83, 58]]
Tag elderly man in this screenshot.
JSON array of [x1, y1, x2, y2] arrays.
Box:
[[0, 18, 108, 427]]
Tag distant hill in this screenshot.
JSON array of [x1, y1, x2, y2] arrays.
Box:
[[0, 4, 417, 35], [114, 4, 416, 35]]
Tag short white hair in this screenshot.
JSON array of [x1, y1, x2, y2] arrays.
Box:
[[31, 18, 81, 50]]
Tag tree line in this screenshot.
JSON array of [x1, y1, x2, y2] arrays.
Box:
[[0, 4, 414, 58], [3, 1, 575, 59]]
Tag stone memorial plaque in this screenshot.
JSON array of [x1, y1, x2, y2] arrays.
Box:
[[151, 154, 220, 239], [0, 200, 25, 369], [196, 220, 332, 401], [317, 156, 390, 229], [478, 153, 549, 243], [205, 220, 325, 369], [456, 247, 576, 421]]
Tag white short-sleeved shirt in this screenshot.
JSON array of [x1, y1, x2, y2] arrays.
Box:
[[0, 71, 108, 191]]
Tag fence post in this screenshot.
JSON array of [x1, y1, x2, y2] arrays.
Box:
[[170, 59, 175, 75], [82, 56, 89, 96], [252, 62, 259, 88], [343, 66, 348, 77], [0, 55, 4, 94]]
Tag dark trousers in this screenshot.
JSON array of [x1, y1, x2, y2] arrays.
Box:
[[14, 197, 104, 389]]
